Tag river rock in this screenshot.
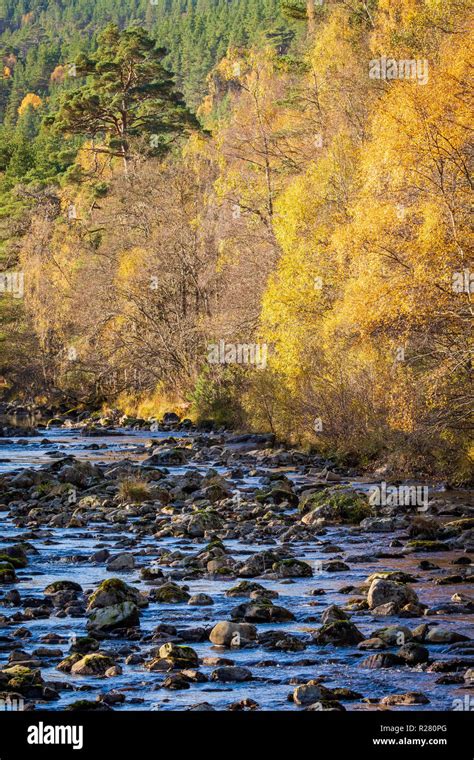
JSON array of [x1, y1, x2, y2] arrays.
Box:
[[292, 682, 335, 705], [87, 601, 140, 631], [258, 631, 307, 652], [188, 593, 214, 606], [225, 581, 278, 598], [371, 625, 413, 645], [210, 666, 252, 682], [396, 643, 429, 664], [106, 553, 135, 571], [157, 642, 199, 668], [87, 579, 148, 610], [358, 638, 388, 650], [313, 621, 364, 646], [71, 654, 116, 676], [321, 605, 350, 625], [367, 578, 418, 611], [149, 582, 190, 603], [359, 653, 403, 669], [426, 628, 470, 644], [230, 600, 294, 623], [178, 511, 224, 537], [209, 622, 257, 647], [272, 559, 312, 578], [380, 692, 430, 706]]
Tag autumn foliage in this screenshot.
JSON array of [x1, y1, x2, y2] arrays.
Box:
[[7, 2, 474, 480]]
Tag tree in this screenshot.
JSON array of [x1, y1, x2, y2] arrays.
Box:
[[49, 24, 199, 173], [282, 1, 317, 35], [17, 92, 42, 116]]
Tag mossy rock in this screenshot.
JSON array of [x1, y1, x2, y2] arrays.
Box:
[[150, 582, 190, 603], [87, 578, 147, 610], [157, 642, 198, 668], [70, 636, 99, 655], [299, 487, 372, 524], [0, 546, 28, 568], [313, 621, 364, 646], [183, 510, 224, 537], [406, 540, 448, 552], [272, 559, 313, 578], [225, 581, 278, 597], [204, 539, 226, 552], [1, 665, 43, 692], [71, 653, 116, 676], [140, 566, 164, 581], [256, 486, 298, 506], [87, 601, 140, 631], [45, 580, 83, 594], [0, 563, 16, 583], [57, 653, 83, 673], [444, 518, 474, 533]]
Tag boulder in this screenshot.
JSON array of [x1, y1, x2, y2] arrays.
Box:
[[293, 682, 335, 705], [87, 601, 140, 632], [313, 621, 364, 646], [272, 559, 312, 578], [188, 593, 214, 606], [230, 600, 294, 623], [106, 553, 135, 572], [367, 578, 418, 611], [87, 579, 148, 610], [258, 631, 306, 652], [321, 605, 350, 625], [426, 628, 470, 644], [71, 654, 116, 676], [209, 621, 257, 647], [157, 642, 198, 669], [210, 666, 252, 682], [149, 582, 190, 603], [359, 653, 403, 669], [396, 643, 429, 665]]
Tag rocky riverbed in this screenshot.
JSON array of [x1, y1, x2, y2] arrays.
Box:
[[0, 414, 472, 712]]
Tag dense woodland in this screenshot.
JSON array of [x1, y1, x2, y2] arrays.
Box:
[[0, 0, 472, 480]]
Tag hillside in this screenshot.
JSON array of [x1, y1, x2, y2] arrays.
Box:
[[0, 0, 472, 481]]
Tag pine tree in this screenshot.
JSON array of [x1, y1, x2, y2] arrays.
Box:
[[281, 1, 316, 35], [48, 24, 199, 173]]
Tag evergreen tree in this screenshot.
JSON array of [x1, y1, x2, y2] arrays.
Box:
[[48, 24, 199, 173]]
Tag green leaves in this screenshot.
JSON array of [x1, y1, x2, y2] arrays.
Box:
[[50, 24, 199, 171]]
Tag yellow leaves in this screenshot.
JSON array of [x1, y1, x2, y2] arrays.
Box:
[[370, 0, 466, 57], [2, 66, 11, 79], [116, 248, 147, 283], [18, 93, 42, 116], [75, 142, 113, 177], [256, 4, 472, 455]]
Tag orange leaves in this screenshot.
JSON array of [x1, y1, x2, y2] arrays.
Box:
[[18, 93, 42, 116]]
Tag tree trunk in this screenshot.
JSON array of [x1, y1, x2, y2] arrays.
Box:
[[307, 0, 316, 36]]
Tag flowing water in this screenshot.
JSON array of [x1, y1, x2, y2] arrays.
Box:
[[0, 427, 472, 711]]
